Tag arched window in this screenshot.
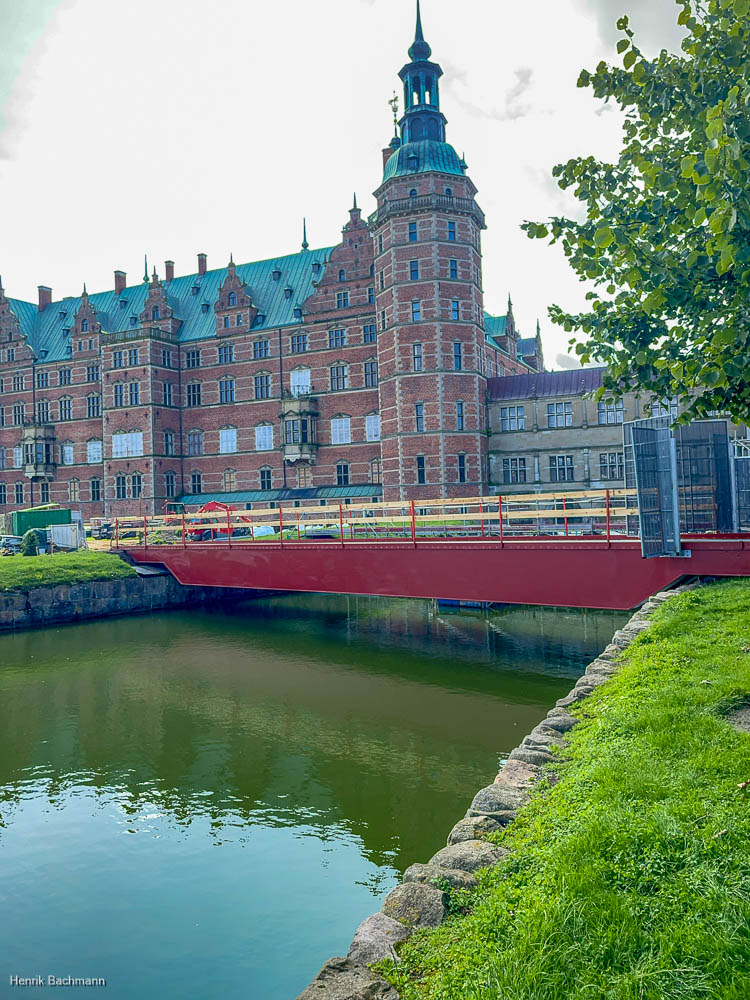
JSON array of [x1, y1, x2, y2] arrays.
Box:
[[445, 187, 454, 198], [336, 462, 350, 487], [187, 429, 204, 456], [228, 292, 237, 306], [409, 188, 418, 198], [152, 306, 160, 320], [370, 458, 382, 485], [223, 469, 237, 492], [259, 467, 272, 491], [338, 269, 346, 282], [81, 319, 89, 332]]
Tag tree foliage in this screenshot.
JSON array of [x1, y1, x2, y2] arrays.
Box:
[[525, 0, 750, 423]]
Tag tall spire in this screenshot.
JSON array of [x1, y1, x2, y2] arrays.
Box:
[[352, 192, 358, 211], [409, 0, 431, 61], [301, 218, 309, 252], [398, 1, 446, 146], [143, 255, 149, 283]]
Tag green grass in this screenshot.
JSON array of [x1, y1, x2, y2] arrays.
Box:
[[0, 551, 137, 592], [381, 580, 750, 1000]]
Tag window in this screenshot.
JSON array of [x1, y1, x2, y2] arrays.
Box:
[[164, 472, 176, 499], [87, 364, 100, 382], [40, 482, 50, 504], [338, 269, 346, 282], [112, 432, 143, 458], [61, 443, 75, 466], [410, 260, 419, 280], [597, 400, 624, 425], [186, 383, 202, 407], [449, 259, 458, 279], [457, 454, 466, 484], [329, 329, 347, 348], [152, 307, 160, 321], [220, 427, 237, 453], [218, 344, 234, 364], [187, 430, 204, 456], [87, 439, 102, 464], [59, 397, 73, 421], [253, 339, 270, 360], [58, 368, 72, 386], [366, 414, 381, 442], [0, 483, 6, 505], [413, 343, 423, 371], [15, 482, 24, 505], [36, 371, 49, 389], [228, 292, 237, 307], [0, 446, 4, 470], [13, 402, 25, 425], [162, 349, 172, 368], [378, 234, 383, 254], [81, 319, 89, 333], [370, 458, 382, 484], [164, 431, 175, 456], [14, 446, 22, 469], [547, 402, 573, 428], [259, 467, 272, 490], [549, 455, 574, 482], [0, 406, 4, 428], [456, 401, 465, 430], [128, 348, 139, 367], [445, 187, 454, 197], [114, 384, 125, 407], [411, 301, 421, 322], [219, 378, 235, 404], [162, 382, 173, 407], [36, 399, 50, 423], [185, 350, 201, 369], [502, 457, 527, 484], [364, 360, 378, 387], [448, 221, 456, 241], [291, 334, 308, 354], [190, 471, 202, 495], [330, 365, 348, 391], [7, 348, 15, 362], [290, 369, 311, 396], [285, 418, 313, 444], [223, 469, 237, 492], [236, 313, 243, 327], [600, 452, 624, 480], [129, 382, 140, 406], [255, 425, 274, 451], [453, 342, 463, 370], [297, 465, 312, 489], [335, 291, 350, 310], [409, 188, 418, 197], [12, 374, 24, 392], [416, 456, 426, 485], [650, 398, 679, 419], [90, 478, 102, 502], [254, 374, 271, 399], [367, 287, 375, 305], [409, 222, 418, 242], [336, 462, 350, 487], [87, 395, 101, 418], [363, 324, 376, 343], [380, 310, 387, 331], [415, 403, 425, 432], [331, 417, 351, 444], [131, 473, 143, 500], [500, 406, 524, 431], [451, 300, 460, 320], [129, 316, 137, 327], [68, 479, 80, 502], [113, 350, 124, 369]]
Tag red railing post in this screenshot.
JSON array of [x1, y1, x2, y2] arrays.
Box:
[[606, 489, 611, 546], [279, 506, 284, 548], [226, 507, 232, 548], [563, 497, 568, 538], [410, 500, 416, 547], [182, 512, 186, 548], [250, 515, 255, 542], [143, 516, 148, 549], [498, 496, 504, 547], [339, 504, 345, 547], [479, 500, 485, 539]]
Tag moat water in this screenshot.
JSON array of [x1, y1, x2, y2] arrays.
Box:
[[0, 596, 627, 998]]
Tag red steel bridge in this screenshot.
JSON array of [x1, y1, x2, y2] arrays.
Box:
[[117, 490, 750, 611]]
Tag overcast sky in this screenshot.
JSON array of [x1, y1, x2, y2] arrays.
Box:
[[0, 0, 685, 369]]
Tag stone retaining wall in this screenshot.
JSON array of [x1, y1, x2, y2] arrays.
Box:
[[297, 585, 693, 1000], [0, 574, 246, 631]]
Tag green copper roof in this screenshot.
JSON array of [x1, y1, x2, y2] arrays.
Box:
[[383, 140, 465, 181], [7, 246, 335, 364]]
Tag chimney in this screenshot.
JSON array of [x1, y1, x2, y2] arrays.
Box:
[[165, 260, 175, 282], [38, 286, 52, 312], [197, 253, 207, 276], [114, 270, 126, 295]]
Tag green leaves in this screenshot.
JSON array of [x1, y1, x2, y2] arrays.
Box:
[[623, 50, 637, 70], [594, 227, 615, 249]]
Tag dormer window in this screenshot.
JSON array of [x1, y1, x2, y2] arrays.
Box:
[[81, 319, 89, 332], [59, 311, 66, 320], [152, 306, 160, 320], [284, 286, 293, 299], [119, 300, 127, 310], [256, 313, 265, 325], [129, 316, 137, 327], [192, 284, 200, 296], [312, 261, 321, 275], [228, 292, 237, 307], [293, 307, 302, 320], [272, 268, 281, 281], [201, 302, 210, 313], [407, 155, 419, 170]]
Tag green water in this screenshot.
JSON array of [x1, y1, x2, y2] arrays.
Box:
[[0, 596, 626, 998]]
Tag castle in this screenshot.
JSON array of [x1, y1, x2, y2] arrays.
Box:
[[5, 5, 646, 520]]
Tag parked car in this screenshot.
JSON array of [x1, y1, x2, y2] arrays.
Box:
[[0, 535, 23, 554]]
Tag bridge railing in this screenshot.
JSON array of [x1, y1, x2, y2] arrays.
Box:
[[113, 489, 640, 548]]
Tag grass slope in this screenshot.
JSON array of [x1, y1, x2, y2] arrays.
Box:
[[383, 580, 750, 1000], [0, 551, 136, 592]]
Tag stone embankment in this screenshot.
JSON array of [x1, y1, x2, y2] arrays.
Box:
[[297, 586, 692, 1000], [0, 573, 244, 631]]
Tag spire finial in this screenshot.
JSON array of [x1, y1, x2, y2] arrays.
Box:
[[352, 193, 358, 211], [536, 318, 541, 336], [143, 255, 149, 283], [229, 252, 234, 266], [301, 218, 309, 252], [82, 282, 87, 296], [408, 0, 431, 60]]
